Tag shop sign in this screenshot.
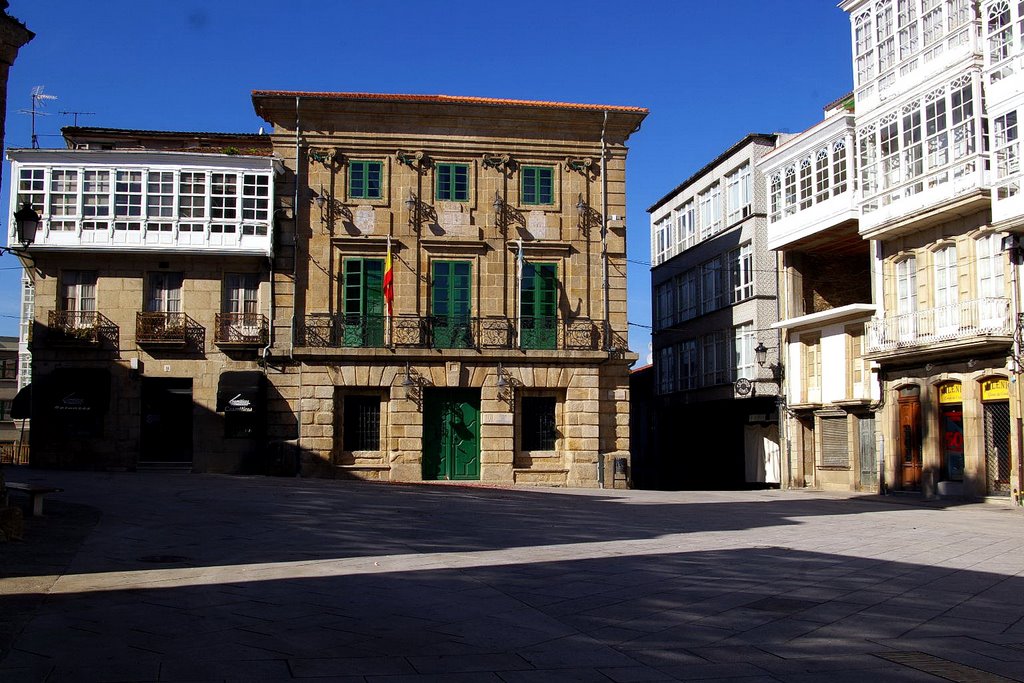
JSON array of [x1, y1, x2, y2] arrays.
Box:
[[981, 378, 1009, 401], [938, 382, 962, 404]]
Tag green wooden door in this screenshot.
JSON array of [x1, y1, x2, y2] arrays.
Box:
[[432, 260, 472, 348], [343, 258, 384, 347], [422, 389, 480, 480], [521, 262, 557, 350]]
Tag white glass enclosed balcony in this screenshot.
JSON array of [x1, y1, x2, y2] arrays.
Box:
[[759, 113, 858, 251], [7, 150, 278, 257], [983, 0, 1024, 109], [855, 70, 989, 238]]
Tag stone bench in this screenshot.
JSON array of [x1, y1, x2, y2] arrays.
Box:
[[5, 482, 63, 517]]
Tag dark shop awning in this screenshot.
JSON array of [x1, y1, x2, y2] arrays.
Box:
[[46, 368, 111, 416], [11, 383, 31, 419], [217, 371, 265, 413]]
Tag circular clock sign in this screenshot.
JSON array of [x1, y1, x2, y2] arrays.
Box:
[[735, 378, 752, 396]]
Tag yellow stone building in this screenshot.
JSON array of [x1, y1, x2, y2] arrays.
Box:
[[252, 92, 646, 486]]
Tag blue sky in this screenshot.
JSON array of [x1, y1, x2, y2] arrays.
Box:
[[0, 1, 854, 360]]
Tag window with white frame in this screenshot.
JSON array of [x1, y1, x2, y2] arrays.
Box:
[[994, 110, 1019, 197], [934, 244, 959, 331], [784, 166, 797, 216], [877, 0, 896, 73], [676, 200, 696, 251], [898, 0, 919, 60], [976, 233, 1006, 298], [734, 323, 756, 381], [82, 170, 110, 218], [896, 256, 918, 315], [799, 157, 813, 210], [833, 139, 849, 194], [729, 243, 754, 303], [698, 183, 722, 239], [815, 148, 830, 202], [115, 170, 142, 218], [147, 272, 183, 313], [242, 174, 269, 221], [179, 171, 206, 219], [147, 171, 174, 218], [988, 1, 1013, 69], [700, 258, 722, 314], [769, 172, 782, 223], [17, 168, 44, 212], [855, 10, 875, 86], [60, 270, 96, 313], [211, 173, 238, 220], [652, 216, 671, 265], [903, 102, 924, 181], [726, 163, 751, 224], [49, 169, 77, 217], [847, 325, 867, 395], [922, 0, 944, 47]]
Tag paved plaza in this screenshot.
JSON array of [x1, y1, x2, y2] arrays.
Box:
[[3, 472, 1024, 682]]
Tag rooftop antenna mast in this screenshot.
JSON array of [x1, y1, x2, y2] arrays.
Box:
[[60, 110, 95, 127], [22, 86, 57, 148]]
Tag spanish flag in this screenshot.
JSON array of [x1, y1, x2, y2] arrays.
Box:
[[383, 236, 394, 316]]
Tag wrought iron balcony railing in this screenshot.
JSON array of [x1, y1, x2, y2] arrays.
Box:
[[47, 310, 120, 347], [866, 297, 1012, 354], [136, 311, 205, 348], [297, 313, 605, 351], [214, 313, 269, 346]]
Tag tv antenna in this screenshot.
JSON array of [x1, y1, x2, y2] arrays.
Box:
[[60, 110, 95, 127], [18, 86, 58, 148]]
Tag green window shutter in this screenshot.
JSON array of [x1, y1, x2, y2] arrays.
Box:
[[521, 166, 553, 205], [343, 258, 385, 347], [432, 260, 472, 348], [350, 161, 382, 200], [521, 262, 557, 349], [436, 163, 470, 201]]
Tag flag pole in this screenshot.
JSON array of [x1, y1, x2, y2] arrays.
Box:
[[384, 235, 393, 347], [515, 240, 523, 349]]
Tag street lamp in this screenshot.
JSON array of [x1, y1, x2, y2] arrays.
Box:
[[13, 202, 39, 248], [755, 341, 768, 367]]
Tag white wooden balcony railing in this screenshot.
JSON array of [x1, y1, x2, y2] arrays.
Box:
[[866, 297, 1012, 354]]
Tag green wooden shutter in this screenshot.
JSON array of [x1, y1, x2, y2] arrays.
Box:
[[343, 258, 385, 347], [432, 260, 472, 348], [521, 262, 557, 350]]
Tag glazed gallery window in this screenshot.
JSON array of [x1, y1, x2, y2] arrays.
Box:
[[348, 161, 382, 200], [521, 166, 554, 205], [83, 171, 111, 217], [242, 174, 270, 220], [147, 272, 183, 313], [435, 163, 469, 202], [146, 171, 174, 218], [994, 111, 1019, 189], [49, 169, 77, 217], [734, 323, 756, 381], [933, 244, 959, 332], [521, 396, 557, 451], [210, 173, 238, 220], [343, 395, 381, 451], [17, 168, 44, 213], [976, 234, 1006, 298], [115, 171, 143, 218]]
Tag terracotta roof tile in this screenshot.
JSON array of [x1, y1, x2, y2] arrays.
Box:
[[251, 90, 648, 114]]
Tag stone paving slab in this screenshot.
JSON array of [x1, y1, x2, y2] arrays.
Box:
[[3, 472, 1024, 681]]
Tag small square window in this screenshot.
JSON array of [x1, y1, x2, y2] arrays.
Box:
[[436, 163, 469, 202], [521, 166, 554, 205], [344, 395, 381, 450], [349, 161, 383, 200], [522, 396, 557, 451]]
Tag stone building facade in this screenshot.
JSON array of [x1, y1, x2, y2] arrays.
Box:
[[252, 92, 646, 487]]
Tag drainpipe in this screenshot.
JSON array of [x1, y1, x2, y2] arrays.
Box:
[[601, 110, 610, 352], [293, 96, 303, 453]]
